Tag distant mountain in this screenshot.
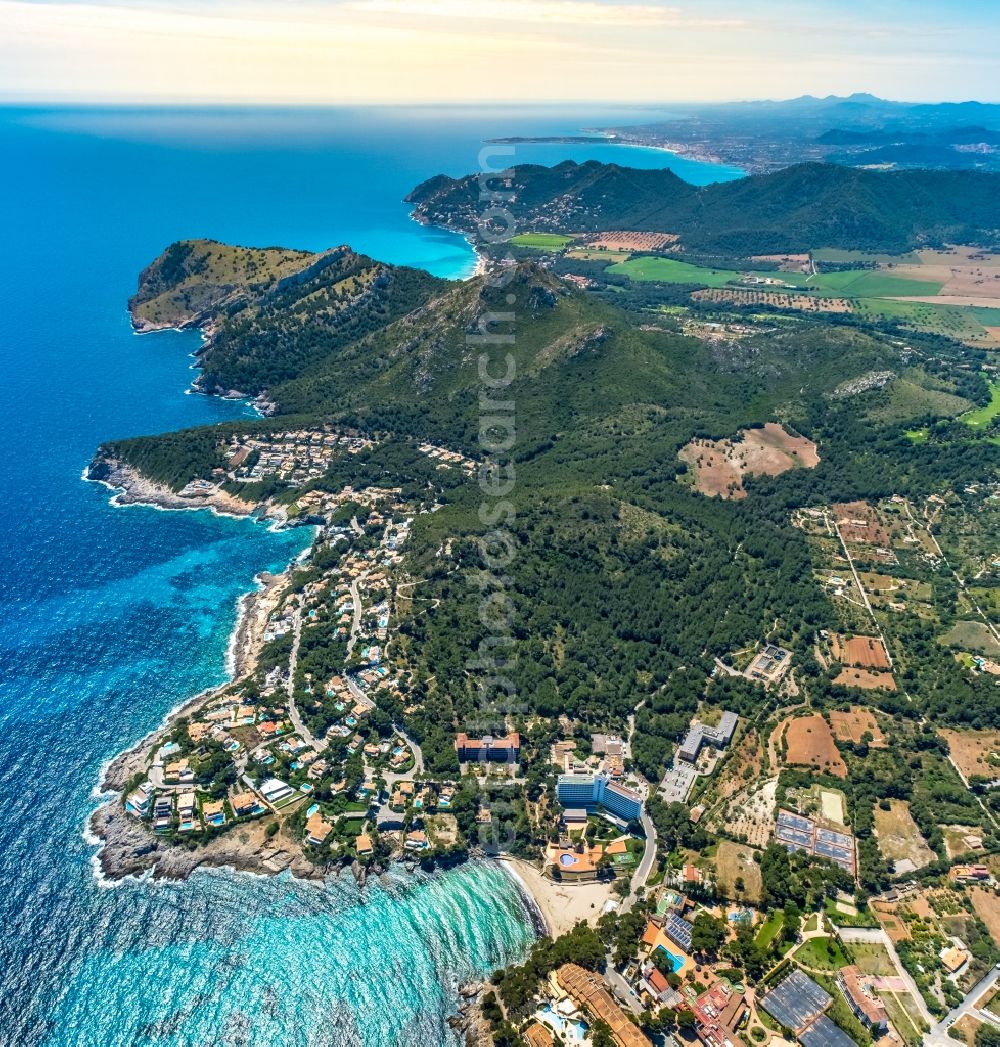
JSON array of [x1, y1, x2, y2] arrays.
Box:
[[407, 160, 1000, 254], [598, 95, 1000, 173]]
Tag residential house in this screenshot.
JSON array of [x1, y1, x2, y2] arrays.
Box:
[[306, 809, 333, 846], [203, 799, 226, 827], [125, 781, 153, 818], [188, 721, 212, 744], [258, 778, 294, 806], [152, 794, 174, 832], [176, 791, 198, 832], [164, 758, 194, 785], [230, 791, 260, 817]]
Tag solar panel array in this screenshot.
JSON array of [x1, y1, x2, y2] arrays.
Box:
[[663, 913, 693, 951], [775, 810, 855, 874], [760, 969, 831, 1031]]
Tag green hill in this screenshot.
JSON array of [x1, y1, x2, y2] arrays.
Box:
[[100, 240, 1000, 769], [407, 160, 1000, 253], [131, 239, 449, 395]]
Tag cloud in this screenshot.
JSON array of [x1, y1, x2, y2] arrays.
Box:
[[340, 0, 743, 28], [0, 0, 995, 103]]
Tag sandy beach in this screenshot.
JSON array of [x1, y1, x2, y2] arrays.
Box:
[[496, 856, 615, 938]]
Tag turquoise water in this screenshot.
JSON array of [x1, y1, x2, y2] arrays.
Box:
[[655, 945, 685, 973], [539, 1004, 589, 1040], [0, 105, 740, 1045]]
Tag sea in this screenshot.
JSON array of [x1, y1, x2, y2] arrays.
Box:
[[0, 105, 742, 1046]]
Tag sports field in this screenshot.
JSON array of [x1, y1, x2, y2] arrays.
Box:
[[510, 232, 574, 250]]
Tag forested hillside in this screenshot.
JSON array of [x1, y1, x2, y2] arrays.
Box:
[[102, 241, 1000, 777], [407, 160, 1000, 253]]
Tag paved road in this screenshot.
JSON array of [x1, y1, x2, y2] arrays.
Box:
[[284, 603, 320, 750], [625, 808, 657, 909], [345, 573, 367, 658], [605, 965, 644, 1016], [926, 966, 1000, 1045]]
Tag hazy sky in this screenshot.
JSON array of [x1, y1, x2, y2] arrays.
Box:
[[1, 0, 997, 104]]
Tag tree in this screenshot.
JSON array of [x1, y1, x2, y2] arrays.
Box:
[[590, 1019, 616, 1047], [977, 1026, 1000, 1047], [690, 912, 726, 956]]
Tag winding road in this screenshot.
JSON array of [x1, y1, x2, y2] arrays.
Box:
[[285, 603, 320, 751]]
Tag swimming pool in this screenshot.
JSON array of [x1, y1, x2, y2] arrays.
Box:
[[537, 1004, 588, 1043], [559, 853, 577, 867], [655, 944, 685, 973]]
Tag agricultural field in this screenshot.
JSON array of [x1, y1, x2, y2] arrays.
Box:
[[677, 422, 819, 499], [583, 231, 677, 251], [750, 252, 811, 270], [939, 728, 1000, 782], [608, 256, 746, 287], [873, 800, 936, 874], [711, 840, 763, 902], [969, 887, 1000, 948], [829, 707, 886, 747], [716, 778, 776, 849], [812, 247, 922, 265], [853, 297, 1000, 346], [830, 634, 891, 668], [833, 667, 897, 691], [774, 713, 848, 778], [510, 232, 575, 250], [565, 247, 632, 261], [692, 288, 854, 312], [576, 240, 1000, 345], [808, 269, 943, 298], [939, 620, 1000, 657]]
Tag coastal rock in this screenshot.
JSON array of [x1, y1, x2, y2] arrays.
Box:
[[86, 455, 266, 519]]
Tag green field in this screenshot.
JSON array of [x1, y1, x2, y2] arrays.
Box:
[[794, 936, 851, 971], [808, 270, 943, 298], [869, 373, 972, 424], [510, 232, 574, 250], [961, 379, 1000, 430], [855, 298, 1000, 343], [607, 256, 740, 286], [940, 620, 1000, 657], [606, 257, 940, 300], [754, 911, 784, 950], [812, 247, 922, 265]]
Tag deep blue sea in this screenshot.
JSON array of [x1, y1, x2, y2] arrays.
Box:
[[0, 105, 741, 1046]]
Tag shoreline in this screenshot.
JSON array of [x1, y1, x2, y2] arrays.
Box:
[[85, 455, 285, 522], [493, 855, 614, 939], [85, 507, 321, 881]]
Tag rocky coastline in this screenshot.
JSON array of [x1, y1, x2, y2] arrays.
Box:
[[86, 454, 286, 522], [88, 556, 322, 882]]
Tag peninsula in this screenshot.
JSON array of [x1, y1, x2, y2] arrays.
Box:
[[91, 162, 1000, 1045]]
